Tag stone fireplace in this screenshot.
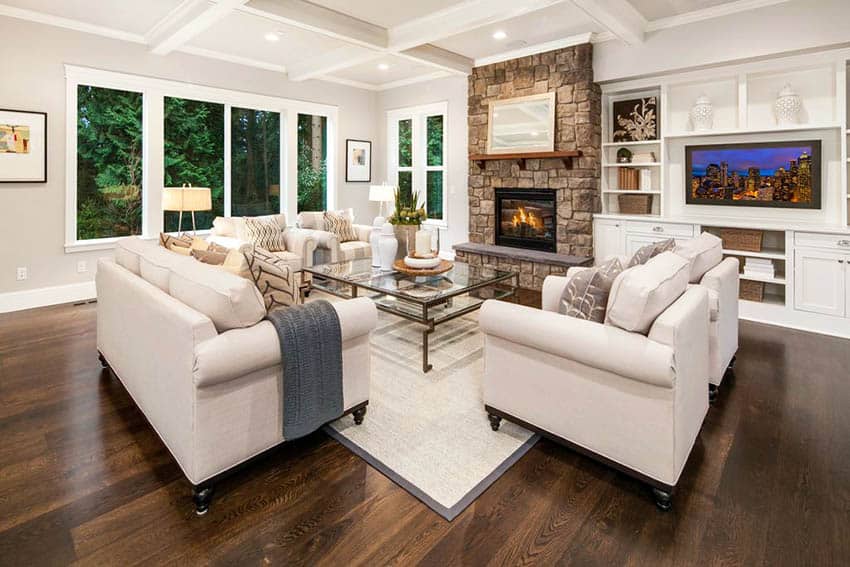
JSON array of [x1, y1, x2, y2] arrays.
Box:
[[495, 189, 556, 253], [453, 43, 601, 290]]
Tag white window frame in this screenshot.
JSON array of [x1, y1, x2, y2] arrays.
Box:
[[386, 101, 448, 229], [64, 65, 338, 252]]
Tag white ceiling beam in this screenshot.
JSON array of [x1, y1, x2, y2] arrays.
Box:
[[570, 0, 646, 46], [387, 0, 569, 52], [398, 45, 473, 76], [239, 0, 387, 49], [148, 0, 249, 55], [287, 46, 385, 82]]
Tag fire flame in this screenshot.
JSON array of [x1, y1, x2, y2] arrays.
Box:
[[511, 206, 542, 230]]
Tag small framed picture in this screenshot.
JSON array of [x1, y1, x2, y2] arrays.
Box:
[[345, 139, 371, 182], [0, 108, 47, 183]]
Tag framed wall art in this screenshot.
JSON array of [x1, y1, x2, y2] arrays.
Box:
[[0, 108, 47, 183], [612, 96, 659, 142], [346, 139, 372, 182]]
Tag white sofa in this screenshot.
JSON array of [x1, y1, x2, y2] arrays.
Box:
[[97, 236, 375, 514], [480, 258, 710, 510], [297, 209, 374, 265]]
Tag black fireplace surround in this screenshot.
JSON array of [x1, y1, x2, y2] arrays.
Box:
[[495, 188, 557, 253]]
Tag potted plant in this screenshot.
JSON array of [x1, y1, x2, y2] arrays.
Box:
[[388, 187, 427, 259]]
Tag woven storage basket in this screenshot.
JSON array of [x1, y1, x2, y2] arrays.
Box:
[[618, 194, 653, 215], [719, 228, 763, 252], [740, 279, 765, 302]]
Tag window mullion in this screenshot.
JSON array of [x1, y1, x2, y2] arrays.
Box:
[[224, 104, 232, 217]]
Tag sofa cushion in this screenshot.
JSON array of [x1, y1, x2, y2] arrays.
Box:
[[606, 252, 691, 334], [212, 216, 236, 237], [324, 211, 358, 243], [674, 232, 723, 283], [627, 238, 675, 268], [299, 209, 354, 230], [168, 258, 266, 332], [243, 216, 287, 252], [559, 257, 623, 323], [338, 240, 371, 261], [139, 244, 193, 292], [114, 236, 149, 275], [244, 247, 299, 311]]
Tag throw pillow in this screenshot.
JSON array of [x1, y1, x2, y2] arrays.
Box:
[[243, 216, 287, 252], [191, 248, 228, 265], [627, 238, 676, 268], [244, 247, 299, 311], [159, 233, 193, 256], [674, 232, 723, 283], [559, 258, 624, 323], [324, 211, 358, 243]]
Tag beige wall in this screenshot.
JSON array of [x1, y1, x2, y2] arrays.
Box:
[[0, 18, 377, 296]]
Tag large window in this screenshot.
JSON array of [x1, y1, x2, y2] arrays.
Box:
[[231, 108, 281, 216], [163, 97, 224, 232], [387, 102, 447, 224], [76, 85, 143, 240], [297, 113, 327, 212]]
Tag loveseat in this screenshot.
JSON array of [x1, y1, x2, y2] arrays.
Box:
[[97, 236, 375, 514], [297, 209, 374, 264]]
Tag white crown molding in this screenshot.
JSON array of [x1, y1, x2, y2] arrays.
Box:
[[177, 45, 287, 73], [0, 282, 96, 314], [0, 3, 145, 43], [646, 0, 792, 32], [473, 32, 594, 67]]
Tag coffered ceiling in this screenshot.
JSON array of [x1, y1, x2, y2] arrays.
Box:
[[0, 0, 793, 91]]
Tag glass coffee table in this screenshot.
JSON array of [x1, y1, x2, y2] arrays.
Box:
[[304, 259, 518, 372]]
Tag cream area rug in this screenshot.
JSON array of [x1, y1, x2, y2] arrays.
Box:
[[321, 295, 538, 521]]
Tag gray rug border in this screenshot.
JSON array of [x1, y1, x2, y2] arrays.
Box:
[[324, 424, 539, 521]]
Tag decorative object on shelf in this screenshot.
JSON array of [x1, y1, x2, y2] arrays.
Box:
[[616, 147, 632, 163], [618, 167, 640, 190], [743, 257, 775, 279], [403, 255, 441, 269], [393, 258, 453, 276], [618, 194, 653, 214], [345, 139, 371, 182], [0, 108, 47, 183], [631, 152, 657, 164], [639, 169, 653, 191], [368, 182, 395, 226], [370, 217, 383, 267], [388, 186, 427, 226], [162, 184, 212, 235], [690, 94, 713, 131], [740, 279, 765, 302], [686, 140, 821, 209], [378, 222, 398, 271], [719, 228, 764, 252], [774, 84, 801, 125], [612, 96, 659, 142], [487, 92, 555, 154]]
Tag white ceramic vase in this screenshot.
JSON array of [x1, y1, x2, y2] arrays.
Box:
[[690, 94, 713, 131], [378, 222, 398, 271], [370, 217, 383, 267], [774, 84, 801, 125]]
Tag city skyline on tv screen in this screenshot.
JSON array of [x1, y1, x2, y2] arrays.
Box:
[[690, 145, 815, 176]]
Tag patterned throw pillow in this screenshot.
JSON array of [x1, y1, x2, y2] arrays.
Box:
[[159, 233, 193, 256], [244, 217, 287, 252], [244, 247, 299, 311], [627, 238, 675, 268], [324, 211, 358, 243], [191, 248, 228, 265], [559, 258, 624, 323]]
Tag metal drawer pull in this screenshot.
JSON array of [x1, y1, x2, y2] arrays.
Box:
[[652, 226, 664, 233]]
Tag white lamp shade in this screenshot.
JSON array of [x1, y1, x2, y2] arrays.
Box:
[[162, 187, 212, 212], [369, 184, 395, 202]]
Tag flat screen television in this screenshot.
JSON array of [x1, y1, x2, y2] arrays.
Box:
[[685, 140, 821, 209]]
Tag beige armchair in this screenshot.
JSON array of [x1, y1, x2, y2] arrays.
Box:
[[297, 209, 374, 265], [480, 266, 710, 510]]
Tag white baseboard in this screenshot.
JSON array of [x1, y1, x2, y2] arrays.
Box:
[[0, 281, 97, 314]]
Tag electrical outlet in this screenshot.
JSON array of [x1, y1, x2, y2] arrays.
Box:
[[77, 260, 87, 273], [16, 267, 27, 281]]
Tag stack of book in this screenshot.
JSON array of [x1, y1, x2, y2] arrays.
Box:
[[743, 257, 775, 280], [618, 167, 640, 190]]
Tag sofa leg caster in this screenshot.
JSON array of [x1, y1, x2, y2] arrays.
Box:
[[708, 383, 718, 403], [728, 355, 736, 372], [98, 351, 109, 369], [352, 406, 367, 425], [192, 485, 214, 516], [488, 413, 502, 431], [652, 488, 672, 511]]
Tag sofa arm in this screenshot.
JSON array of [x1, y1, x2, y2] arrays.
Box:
[[479, 300, 675, 388], [193, 297, 377, 387], [283, 229, 318, 268], [700, 257, 739, 317], [541, 275, 571, 313], [648, 286, 710, 380], [352, 223, 374, 243]]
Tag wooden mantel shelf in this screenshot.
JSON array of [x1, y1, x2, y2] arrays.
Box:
[[470, 150, 582, 169]]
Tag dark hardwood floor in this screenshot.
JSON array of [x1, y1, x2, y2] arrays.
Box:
[[1, 295, 848, 566]]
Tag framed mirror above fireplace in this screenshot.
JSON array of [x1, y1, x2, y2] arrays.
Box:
[[495, 189, 557, 253]]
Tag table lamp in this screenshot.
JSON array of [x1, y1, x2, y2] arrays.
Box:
[[369, 183, 395, 225], [162, 184, 212, 235]]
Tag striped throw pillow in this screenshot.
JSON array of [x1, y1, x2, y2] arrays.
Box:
[[244, 216, 286, 252], [244, 247, 299, 311], [324, 211, 358, 243]]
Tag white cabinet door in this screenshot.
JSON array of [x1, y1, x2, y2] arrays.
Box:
[[794, 249, 846, 317], [594, 219, 624, 264]]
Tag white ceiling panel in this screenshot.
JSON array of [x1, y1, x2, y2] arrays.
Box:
[[330, 54, 439, 86], [186, 9, 350, 67], [1, 0, 185, 35], [433, 2, 603, 61], [629, 0, 745, 20], [304, 0, 466, 28]]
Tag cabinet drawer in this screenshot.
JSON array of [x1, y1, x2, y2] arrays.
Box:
[[625, 221, 695, 238], [794, 232, 850, 251]]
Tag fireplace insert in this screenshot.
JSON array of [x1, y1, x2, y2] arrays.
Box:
[[495, 189, 556, 252]]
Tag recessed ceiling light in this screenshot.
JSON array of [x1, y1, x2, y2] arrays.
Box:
[[377, 63, 390, 71], [264, 31, 281, 42], [492, 30, 507, 40]]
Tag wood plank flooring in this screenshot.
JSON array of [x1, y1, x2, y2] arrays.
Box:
[[1, 297, 848, 566]]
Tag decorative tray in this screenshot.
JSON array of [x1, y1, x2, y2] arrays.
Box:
[[393, 258, 453, 276]]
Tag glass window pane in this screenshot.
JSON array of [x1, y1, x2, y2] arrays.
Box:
[[426, 115, 443, 166], [297, 113, 328, 213], [231, 107, 280, 216], [76, 84, 143, 240], [426, 171, 443, 220], [398, 119, 412, 167], [163, 97, 224, 232], [398, 171, 413, 206]]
